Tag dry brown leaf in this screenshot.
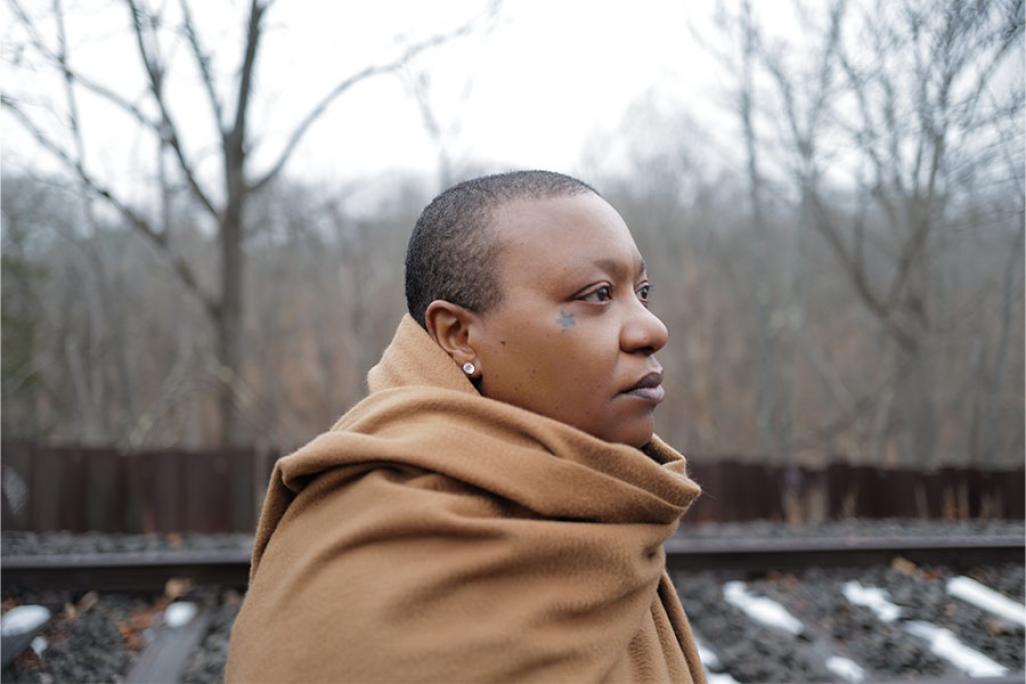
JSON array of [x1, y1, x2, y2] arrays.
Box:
[[13, 648, 44, 671], [985, 618, 1014, 635], [891, 556, 920, 577], [165, 577, 193, 599], [76, 591, 99, 613], [118, 600, 168, 652], [117, 620, 147, 652]]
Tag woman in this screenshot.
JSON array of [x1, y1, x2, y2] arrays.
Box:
[[226, 171, 705, 683]]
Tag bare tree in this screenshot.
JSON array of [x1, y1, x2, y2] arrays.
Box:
[[812, 0, 1022, 464], [3, 0, 495, 444], [695, 0, 797, 463], [693, 0, 1023, 466]]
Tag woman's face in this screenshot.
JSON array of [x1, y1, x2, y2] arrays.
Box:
[[469, 192, 669, 448]]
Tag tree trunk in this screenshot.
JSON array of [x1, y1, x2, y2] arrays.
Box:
[[739, 0, 788, 463], [218, 140, 246, 446], [891, 335, 936, 466], [889, 246, 936, 466]]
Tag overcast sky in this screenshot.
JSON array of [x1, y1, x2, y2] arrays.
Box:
[[2, 0, 748, 204]]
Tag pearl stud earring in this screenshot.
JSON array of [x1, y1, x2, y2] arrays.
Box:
[[462, 362, 476, 375]]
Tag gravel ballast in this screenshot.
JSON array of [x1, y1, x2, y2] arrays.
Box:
[[180, 590, 242, 684], [0, 590, 159, 683], [2, 521, 1022, 682], [1, 532, 253, 557], [677, 561, 1024, 682]]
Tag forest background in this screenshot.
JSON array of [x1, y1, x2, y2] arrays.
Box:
[[2, 0, 1023, 470]]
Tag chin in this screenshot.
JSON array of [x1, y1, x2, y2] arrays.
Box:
[[577, 413, 655, 449], [624, 434, 654, 449], [607, 422, 655, 449]]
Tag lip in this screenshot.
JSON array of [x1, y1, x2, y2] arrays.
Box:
[[619, 371, 665, 403]]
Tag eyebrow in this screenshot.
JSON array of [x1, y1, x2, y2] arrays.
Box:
[[592, 257, 647, 279]]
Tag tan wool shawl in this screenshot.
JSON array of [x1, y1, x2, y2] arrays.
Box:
[[226, 315, 705, 683]]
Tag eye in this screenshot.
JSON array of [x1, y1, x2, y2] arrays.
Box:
[[579, 285, 613, 303], [637, 283, 652, 305]]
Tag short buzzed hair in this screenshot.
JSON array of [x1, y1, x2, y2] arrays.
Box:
[[405, 170, 598, 328]]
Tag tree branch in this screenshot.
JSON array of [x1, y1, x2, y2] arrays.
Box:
[[791, 373, 892, 452], [7, 0, 161, 130], [250, 6, 492, 193], [124, 0, 220, 219], [229, 0, 265, 150], [52, 0, 89, 187], [2, 95, 220, 321], [807, 191, 917, 351], [178, 0, 226, 135]]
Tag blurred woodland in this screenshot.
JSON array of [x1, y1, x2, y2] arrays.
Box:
[[2, 0, 1023, 469]]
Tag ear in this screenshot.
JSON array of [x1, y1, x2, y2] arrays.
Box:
[[424, 300, 480, 372]]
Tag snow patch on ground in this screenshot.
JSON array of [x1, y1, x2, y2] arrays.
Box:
[[694, 635, 720, 669], [30, 636, 47, 656], [723, 581, 805, 635], [904, 621, 1007, 677], [164, 602, 198, 628], [1, 605, 50, 636], [842, 581, 901, 622], [946, 576, 1026, 626], [842, 580, 1009, 677], [695, 633, 741, 683], [825, 655, 865, 682]]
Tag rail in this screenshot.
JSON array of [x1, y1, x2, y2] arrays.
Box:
[[3, 534, 1022, 591]]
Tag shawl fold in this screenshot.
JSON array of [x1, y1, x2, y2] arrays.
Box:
[[227, 314, 705, 683]]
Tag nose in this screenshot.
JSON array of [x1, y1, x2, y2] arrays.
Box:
[[620, 301, 668, 354]]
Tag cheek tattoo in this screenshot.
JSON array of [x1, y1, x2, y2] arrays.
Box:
[[557, 310, 575, 330]]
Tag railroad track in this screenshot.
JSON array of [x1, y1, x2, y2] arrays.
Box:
[[3, 534, 1022, 591], [667, 536, 1025, 683], [2, 534, 1023, 682], [664, 534, 1025, 574], [2, 548, 251, 592]]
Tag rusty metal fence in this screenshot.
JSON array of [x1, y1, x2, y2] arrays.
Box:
[[1, 442, 275, 533], [686, 460, 1024, 523], [1, 442, 1022, 532]]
